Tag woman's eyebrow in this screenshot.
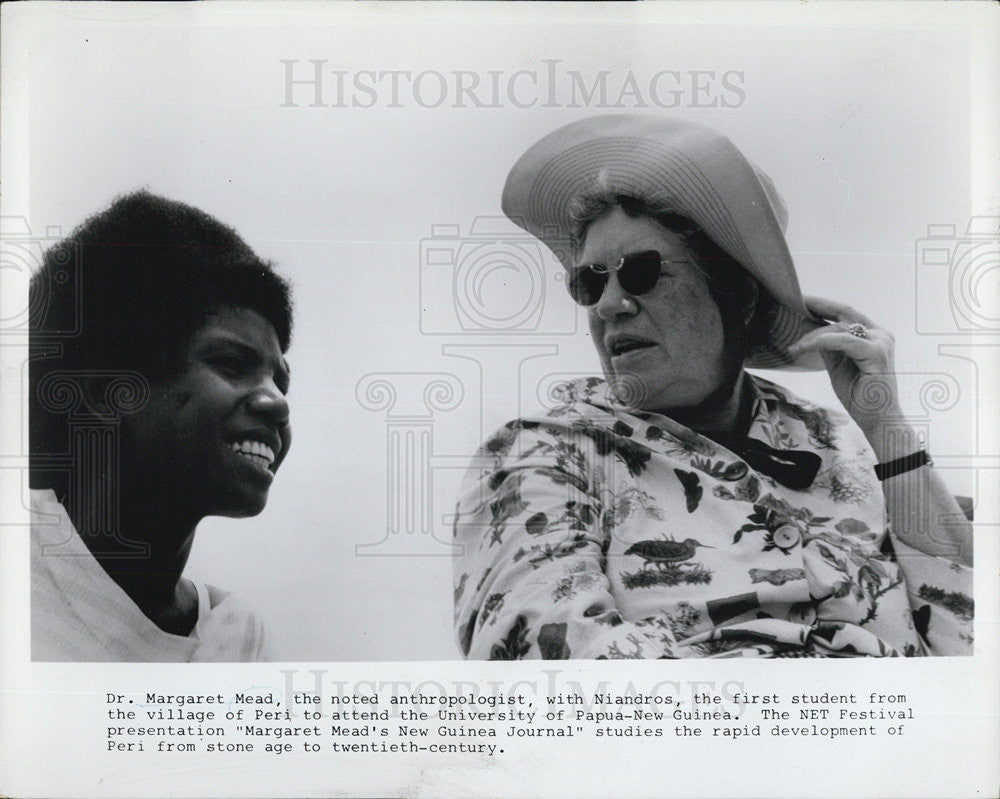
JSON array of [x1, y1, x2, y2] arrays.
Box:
[[277, 358, 291, 391], [575, 248, 658, 268], [199, 335, 257, 357]]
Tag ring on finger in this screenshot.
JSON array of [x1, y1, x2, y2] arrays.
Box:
[[846, 322, 870, 339]]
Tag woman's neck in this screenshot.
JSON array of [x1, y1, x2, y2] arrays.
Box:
[[665, 371, 752, 441]]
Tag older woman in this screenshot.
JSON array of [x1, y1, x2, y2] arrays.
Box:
[[453, 115, 973, 659]]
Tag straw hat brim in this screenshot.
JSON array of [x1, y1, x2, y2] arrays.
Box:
[[501, 114, 825, 370]]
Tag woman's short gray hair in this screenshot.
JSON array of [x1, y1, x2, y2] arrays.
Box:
[[568, 170, 701, 256]]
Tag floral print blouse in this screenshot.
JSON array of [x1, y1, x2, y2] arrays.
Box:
[[453, 376, 973, 659]]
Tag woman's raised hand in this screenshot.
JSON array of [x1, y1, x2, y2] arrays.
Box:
[[788, 296, 902, 443]]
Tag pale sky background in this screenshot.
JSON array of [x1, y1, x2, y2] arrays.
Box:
[[6, 4, 989, 660]]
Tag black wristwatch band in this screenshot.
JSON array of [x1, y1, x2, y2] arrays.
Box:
[[874, 449, 931, 481]]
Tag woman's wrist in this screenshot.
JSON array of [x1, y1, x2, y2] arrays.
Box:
[[861, 416, 917, 463], [874, 448, 930, 481]]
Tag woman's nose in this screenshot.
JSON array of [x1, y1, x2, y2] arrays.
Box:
[[247, 382, 290, 427], [594, 274, 637, 321]]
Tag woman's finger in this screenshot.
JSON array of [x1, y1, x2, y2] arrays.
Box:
[[787, 327, 890, 363], [790, 322, 888, 350], [803, 295, 877, 328]]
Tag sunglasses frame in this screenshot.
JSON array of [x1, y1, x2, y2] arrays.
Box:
[[566, 249, 694, 307]]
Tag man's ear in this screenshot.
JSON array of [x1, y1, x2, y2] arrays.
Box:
[[80, 374, 112, 416], [80, 371, 155, 418]]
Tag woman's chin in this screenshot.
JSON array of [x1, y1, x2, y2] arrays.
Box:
[[602, 366, 683, 411]]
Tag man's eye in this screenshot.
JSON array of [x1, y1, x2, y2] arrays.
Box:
[[213, 357, 246, 377]]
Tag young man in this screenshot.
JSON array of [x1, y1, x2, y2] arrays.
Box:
[[29, 191, 293, 661]]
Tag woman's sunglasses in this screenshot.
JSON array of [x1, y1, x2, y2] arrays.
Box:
[[566, 249, 690, 307]]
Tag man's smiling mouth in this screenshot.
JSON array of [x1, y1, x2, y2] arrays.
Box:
[[230, 439, 276, 471]]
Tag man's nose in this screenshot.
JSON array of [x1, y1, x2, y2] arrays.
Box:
[[247, 381, 290, 427]]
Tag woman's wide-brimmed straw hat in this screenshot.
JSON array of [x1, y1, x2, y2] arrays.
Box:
[[501, 114, 823, 370]]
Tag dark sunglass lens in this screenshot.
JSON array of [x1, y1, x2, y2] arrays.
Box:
[[618, 250, 661, 296], [567, 267, 607, 306]]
